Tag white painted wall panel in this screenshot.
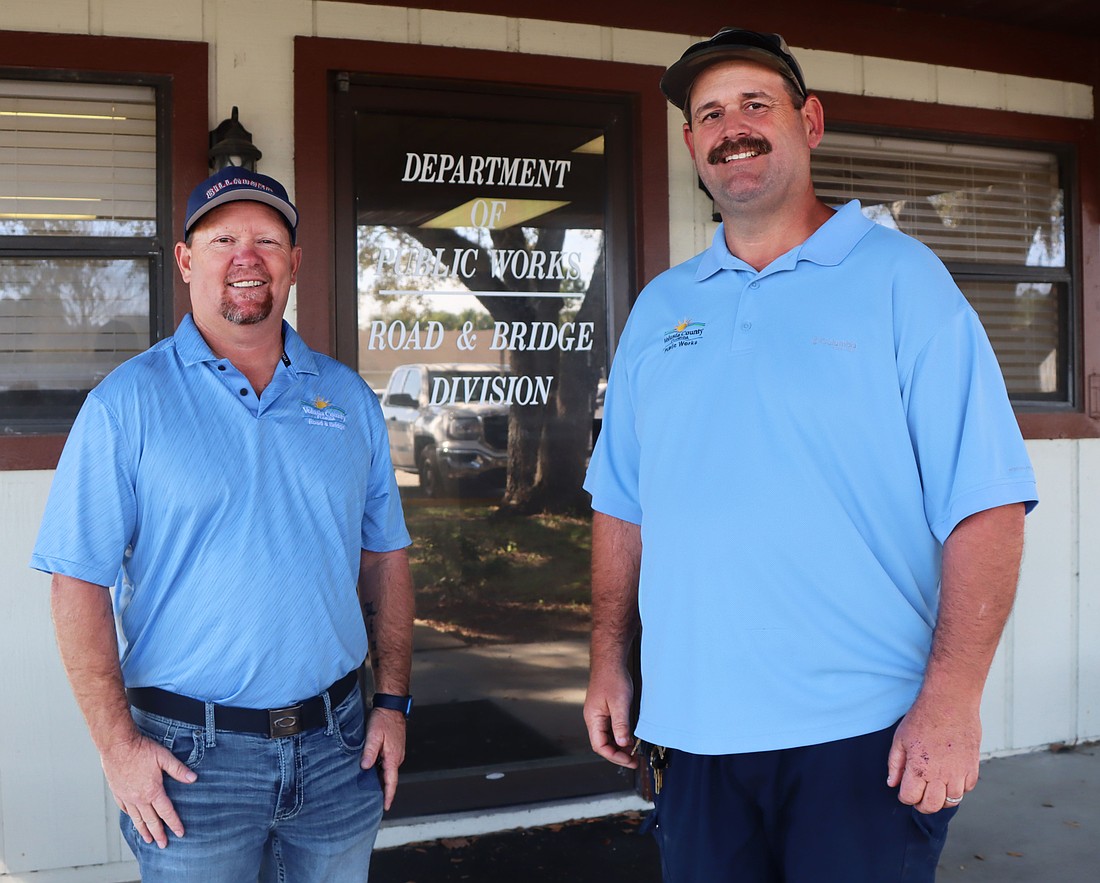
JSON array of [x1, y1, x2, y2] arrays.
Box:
[[935, 66, 1006, 111], [1076, 440, 1100, 741], [0, 474, 108, 873], [1010, 441, 1077, 749], [419, 8, 509, 51], [0, 0, 90, 34], [0, 3, 1098, 878], [797, 47, 865, 95], [607, 27, 685, 67], [516, 17, 603, 61], [863, 56, 939, 103], [315, 1, 410, 42], [980, 634, 1011, 753], [207, 0, 308, 192], [100, 0, 205, 41]]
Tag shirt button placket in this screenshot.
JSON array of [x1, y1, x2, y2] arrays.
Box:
[[733, 278, 761, 348]]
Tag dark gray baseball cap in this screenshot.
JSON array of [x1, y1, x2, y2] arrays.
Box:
[[660, 27, 808, 118]]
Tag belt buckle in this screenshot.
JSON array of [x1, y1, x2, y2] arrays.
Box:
[[268, 704, 303, 738]]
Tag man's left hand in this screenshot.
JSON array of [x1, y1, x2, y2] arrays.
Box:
[[361, 708, 407, 810], [886, 696, 981, 814]]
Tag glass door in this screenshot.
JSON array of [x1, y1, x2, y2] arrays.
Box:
[[334, 75, 636, 816]]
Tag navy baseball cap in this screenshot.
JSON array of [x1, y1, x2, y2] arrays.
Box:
[[660, 27, 808, 118], [183, 166, 299, 243]]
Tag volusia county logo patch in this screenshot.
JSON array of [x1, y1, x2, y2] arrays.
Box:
[[663, 318, 706, 353], [300, 397, 347, 430]]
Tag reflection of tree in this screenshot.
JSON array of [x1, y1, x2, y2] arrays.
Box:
[[364, 223, 605, 514], [0, 254, 148, 393]]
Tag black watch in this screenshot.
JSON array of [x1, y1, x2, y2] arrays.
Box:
[[372, 692, 413, 718]]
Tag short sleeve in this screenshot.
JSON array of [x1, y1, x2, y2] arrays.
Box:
[[360, 387, 412, 552], [904, 308, 1038, 543], [29, 393, 137, 585], [584, 347, 644, 525]]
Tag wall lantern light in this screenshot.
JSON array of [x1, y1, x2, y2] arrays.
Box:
[[208, 106, 262, 171]]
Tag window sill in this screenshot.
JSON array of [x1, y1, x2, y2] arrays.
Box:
[[0, 410, 1095, 474], [1017, 411, 1100, 440], [0, 435, 67, 471]]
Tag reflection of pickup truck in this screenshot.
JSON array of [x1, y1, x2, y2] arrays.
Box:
[[380, 363, 510, 497]]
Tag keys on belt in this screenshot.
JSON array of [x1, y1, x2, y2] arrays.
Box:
[[632, 738, 670, 795]]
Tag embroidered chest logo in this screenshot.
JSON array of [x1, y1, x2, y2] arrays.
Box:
[[663, 318, 706, 352], [811, 336, 857, 353], [300, 397, 347, 430]]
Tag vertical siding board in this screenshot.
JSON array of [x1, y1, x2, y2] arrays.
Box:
[[1077, 441, 1100, 741], [0, 475, 107, 872], [980, 636, 1012, 754], [0, 3, 1098, 878], [1009, 441, 1077, 749]]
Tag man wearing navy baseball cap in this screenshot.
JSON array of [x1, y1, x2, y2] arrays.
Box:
[[33, 165, 415, 881], [583, 27, 1037, 883]]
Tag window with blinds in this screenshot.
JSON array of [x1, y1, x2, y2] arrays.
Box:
[[812, 130, 1068, 403], [0, 78, 162, 432]]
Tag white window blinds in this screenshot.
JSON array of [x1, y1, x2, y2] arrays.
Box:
[[0, 79, 158, 423], [0, 79, 156, 236], [813, 131, 1064, 266], [812, 130, 1067, 400]]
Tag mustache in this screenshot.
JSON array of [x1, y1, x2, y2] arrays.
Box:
[[707, 137, 772, 165]]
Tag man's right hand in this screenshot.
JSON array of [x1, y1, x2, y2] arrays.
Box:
[[102, 731, 196, 848], [583, 663, 638, 768], [50, 576, 197, 849]]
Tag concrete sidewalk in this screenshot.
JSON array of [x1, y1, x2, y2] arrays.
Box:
[[937, 743, 1099, 881], [373, 742, 1099, 882]]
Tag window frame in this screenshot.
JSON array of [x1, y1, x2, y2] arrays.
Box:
[[0, 30, 208, 470], [293, 33, 671, 815], [293, 36, 670, 362], [820, 90, 1100, 440], [0, 71, 171, 435]]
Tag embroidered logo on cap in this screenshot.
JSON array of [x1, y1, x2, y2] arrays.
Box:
[[205, 176, 276, 199]]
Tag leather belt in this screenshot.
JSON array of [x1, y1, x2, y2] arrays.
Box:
[[126, 670, 359, 739]]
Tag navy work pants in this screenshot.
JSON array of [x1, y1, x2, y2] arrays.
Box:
[[648, 722, 957, 883]]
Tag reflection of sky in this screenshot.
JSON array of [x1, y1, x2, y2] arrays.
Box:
[[859, 194, 1065, 272], [859, 202, 901, 231], [1026, 219, 1064, 269], [0, 218, 155, 237], [1, 258, 149, 391], [357, 225, 603, 324]]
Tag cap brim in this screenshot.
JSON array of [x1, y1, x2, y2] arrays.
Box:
[[185, 190, 298, 240]]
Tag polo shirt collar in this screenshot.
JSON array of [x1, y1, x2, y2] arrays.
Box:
[[279, 322, 320, 376], [795, 199, 874, 267], [695, 199, 874, 281], [173, 313, 320, 376]]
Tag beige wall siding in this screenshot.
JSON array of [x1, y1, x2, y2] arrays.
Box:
[[0, 472, 136, 879], [0, 1, 1096, 878]]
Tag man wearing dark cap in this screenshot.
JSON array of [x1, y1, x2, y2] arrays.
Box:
[[583, 28, 1037, 882], [31, 166, 414, 881]]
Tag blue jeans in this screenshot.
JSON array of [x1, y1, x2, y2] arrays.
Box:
[[123, 686, 383, 882]]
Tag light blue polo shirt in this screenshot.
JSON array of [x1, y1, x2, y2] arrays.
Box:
[[31, 314, 410, 708], [585, 200, 1038, 755]]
